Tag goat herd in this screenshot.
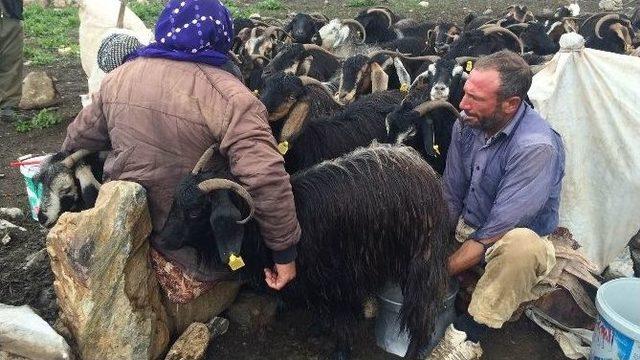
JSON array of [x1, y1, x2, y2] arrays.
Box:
[[33, 3, 640, 359]]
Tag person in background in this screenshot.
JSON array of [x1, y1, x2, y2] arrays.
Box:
[[0, 0, 23, 122]]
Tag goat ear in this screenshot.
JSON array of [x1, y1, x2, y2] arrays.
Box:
[[74, 163, 101, 207], [393, 58, 411, 89], [420, 118, 438, 158], [298, 55, 314, 76], [280, 101, 310, 142], [427, 29, 434, 45], [370, 62, 389, 93]]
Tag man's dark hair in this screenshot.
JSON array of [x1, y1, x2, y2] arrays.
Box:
[[474, 50, 532, 101]]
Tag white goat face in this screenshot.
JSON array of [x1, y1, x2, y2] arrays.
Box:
[[318, 19, 351, 49]]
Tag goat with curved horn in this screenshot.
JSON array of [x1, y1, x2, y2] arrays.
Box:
[[341, 19, 367, 44], [595, 14, 620, 39], [61, 149, 93, 168], [197, 179, 255, 224], [299, 76, 341, 102], [506, 23, 530, 30], [366, 8, 393, 28], [413, 100, 463, 119], [482, 25, 525, 54], [263, 26, 294, 40], [192, 145, 219, 175]]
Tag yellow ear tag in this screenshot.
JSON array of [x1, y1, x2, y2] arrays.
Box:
[[465, 60, 473, 72], [253, 89, 260, 97], [277, 141, 289, 155], [228, 254, 245, 271], [433, 144, 440, 155], [399, 83, 409, 95]]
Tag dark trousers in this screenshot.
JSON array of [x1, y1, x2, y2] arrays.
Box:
[[0, 11, 23, 108]]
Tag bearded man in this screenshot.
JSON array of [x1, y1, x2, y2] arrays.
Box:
[[428, 50, 566, 359]]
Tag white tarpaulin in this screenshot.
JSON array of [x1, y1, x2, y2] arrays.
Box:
[[78, 0, 153, 77], [529, 33, 640, 272]]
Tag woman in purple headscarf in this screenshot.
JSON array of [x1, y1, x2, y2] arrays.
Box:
[[61, 0, 301, 303]]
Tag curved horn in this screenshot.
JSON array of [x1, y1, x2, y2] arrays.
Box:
[[367, 8, 393, 28], [367, 49, 404, 59], [197, 179, 255, 224], [192, 145, 219, 175], [506, 23, 530, 30], [61, 149, 93, 168], [402, 55, 441, 62], [302, 44, 339, 58], [580, 12, 614, 29], [341, 19, 367, 44], [413, 100, 462, 118], [595, 14, 620, 39], [482, 25, 524, 54], [299, 76, 340, 102]]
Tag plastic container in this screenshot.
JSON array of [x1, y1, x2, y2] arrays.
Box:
[[17, 155, 48, 221], [375, 278, 459, 357], [590, 277, 640, 360]]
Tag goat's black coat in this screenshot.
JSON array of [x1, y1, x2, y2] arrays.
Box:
[[279, 90, 403, 173], [262, 43, 340, 81], [162, 144, 454, 359]]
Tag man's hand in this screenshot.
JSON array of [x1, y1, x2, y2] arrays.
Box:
[[264, 261, 296, 290]]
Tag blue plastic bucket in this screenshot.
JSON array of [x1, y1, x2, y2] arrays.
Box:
[[590, 277, 640, 360]]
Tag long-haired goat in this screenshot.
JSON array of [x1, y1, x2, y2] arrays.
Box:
[[260, 73, 403, 172], [158, 143, 454, 360]]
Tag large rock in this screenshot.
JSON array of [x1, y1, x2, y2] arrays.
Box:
[[46, 181, 170, 360], [18, 71, 59, 110], [164, 323, 210, 360]]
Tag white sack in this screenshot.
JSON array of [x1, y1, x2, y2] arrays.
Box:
[[78, 0, 153, 76], [0, 304, 72, 359], [529, 33, 640, 272]]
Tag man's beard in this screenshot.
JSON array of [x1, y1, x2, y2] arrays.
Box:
[[477, 109, 510, 133]]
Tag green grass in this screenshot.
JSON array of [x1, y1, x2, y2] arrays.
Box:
[[256, 0, 284, 11], [15, 109, 64, 133], [346, 0, 375, 7], [23, 5, 80, 66], [128, 0, 166, 27]]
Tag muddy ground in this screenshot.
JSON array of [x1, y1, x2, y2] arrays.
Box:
[[0, 1, 609, 359]]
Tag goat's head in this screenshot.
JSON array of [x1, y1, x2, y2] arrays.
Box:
[[260, 72, 307, 121], [262, 43, 309, 78], [284, 13, 326, 44], [410, 58, 467, 104], [35, 149, 101, 228], [428, 22, 462, 55], [156, 146, 255, 267], [314, 19, 367, 49], [504, 5, 535, 23], [594, 14, 635, 53], [386, 100, 462, 160], [447, 26, 524, 58]]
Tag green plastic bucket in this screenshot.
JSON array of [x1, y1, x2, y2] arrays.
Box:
[[590, 277, 640, 360], [18, 155, 48, 221]]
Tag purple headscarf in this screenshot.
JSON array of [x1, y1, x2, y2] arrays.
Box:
[[127, 0, 234, 67]]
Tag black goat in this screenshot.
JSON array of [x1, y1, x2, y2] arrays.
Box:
[[260, 72, 402, 172], [284, 13, 328, 44], [35, 150, 103, 228], [337, 49, 439, 103], [510, 22, 560, 55], [386, 58, 466, 174], [427, 22, 462, 55], [445, 25, 524, 59], [159, 143, 453, 360], [262, 43, 340, 81], [580, 13, 635, 54]]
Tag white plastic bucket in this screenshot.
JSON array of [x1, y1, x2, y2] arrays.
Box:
[[17, 155, 49, 221], [590, 277, 640, 360]]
